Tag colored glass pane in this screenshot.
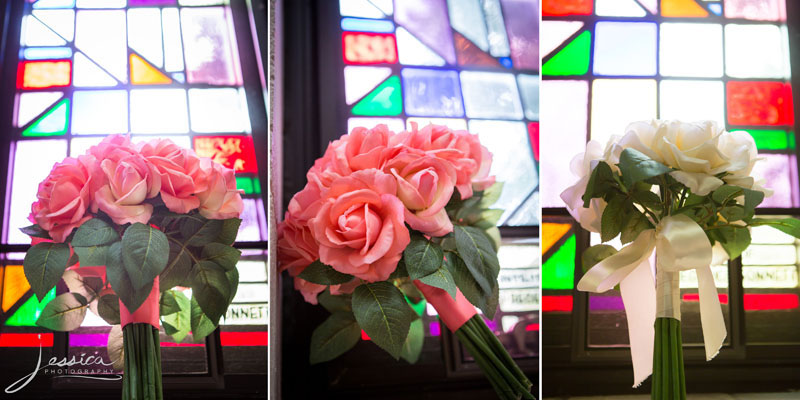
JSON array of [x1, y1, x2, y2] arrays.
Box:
[[77, 0, 126, 7], [542, 223, 572, 255], [4, 288, 56, 326], [745, 129, 793, 150], [393, 0, 455, 65], [448, 0, 489, 53], [591, 79, 657, 144], [22, 47, 72, 60], [726, 81, 794, 126], [542, 295, 573, 312], [131, 54, 174, 85], [340, 18, 394, 33], [593, 22, 657, 76], [542, 0, 592, 16], [193, 135, 259, 174], [460, 71, 522, 119], [542, 234, 576, 289], [724, 0, 786, 21], [130, 89, 188, 133], [352, 75, 402, 116], [751, 154, 798, 208], [528, 122, 539, 161], [236, 176, 255, 195], [401, 68, 462, 117], [130, 0, 177, 5], [660, 23, 723, 78], [17, 60, 71, 88], [238, 198, 266, 242], [181, 7, 242, 85], [343, 66, 392, 105], [500, 0, 538, 70], [188, 88, 251, 133], [540, 21, 583, 58], [2, 266, 29, 312], [660, 0, 708, 17], [454, 32, 499, 68], [22, 98, 69, 137], [342, 32, 398, 65], [542, 30, 590, 76]]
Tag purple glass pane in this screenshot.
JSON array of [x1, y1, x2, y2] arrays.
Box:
[[181, 7, 243, 85], [129, 0, 176, 5], [589, 296, 625, 311], [393, 0, 456, 65], [724, 0, 786, 21], [500, 0, 538, 70], [401, 68, 464, 117], [753, 153, 799, 208]]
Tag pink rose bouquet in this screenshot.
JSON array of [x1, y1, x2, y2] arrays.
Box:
[[20, 135, 245, 400], [277, 124, 533, 400]]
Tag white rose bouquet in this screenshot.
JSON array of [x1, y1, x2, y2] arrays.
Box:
[[562, 120, 800, 399]]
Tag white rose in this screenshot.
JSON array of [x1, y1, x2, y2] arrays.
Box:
[[561, 140, 606, 233]]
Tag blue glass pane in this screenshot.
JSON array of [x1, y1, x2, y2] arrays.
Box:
[[401, 68, 464, 117], [21, 47, 73, 60], [517, 74, 539, 121], [340, 17, 394, 33], [33, 0, 76, 8]]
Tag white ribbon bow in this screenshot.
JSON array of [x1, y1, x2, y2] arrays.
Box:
[[577, 214, 726, 387]]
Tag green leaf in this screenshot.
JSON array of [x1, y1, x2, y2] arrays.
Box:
[[201, 243, 241, 271], [403, 234, 444, 280], [23, 242, 71, 301], [216, 218, 242, 245], [713, 226, 751, 260], [97, 293, 121, 325], [445, 254, 498, 319], [179, 216, 224, 246], [388, 258, 409, 280], [581, 161, 615, 207], [620, 209, 652, 244], [351, 282, 418, 360], [36, 292, 88, 331], [19, 224, 51, 240], [309, 312, 361, 364], [582, 244, 619, 273], [631, 189, 663, 213], [225, 267, 239, 305], [720, 205, 746, 222], [418, 263, 457, 299], [161, 290, 191, 343], [190, 295, 218, 343], [106, 241, 155, 312], [601, 196, 628, 242], [191, 260, 231, 322], [318, 290, 352, 314], [453, 225, 500, 296], [711, 185, 742, 205], [160, 290, 183, 315], [298, 260, 354, 285], [473, 209, 504, 230], [750, 218, 800, 238], [479, 182, 504, 208], [159, 240, 193, 291], [121, 223, 169, 291], [400, 319, 424, 364], [742, 188, 765, 220], [618, 148, 672, 187], [61, 269, 102, 302], [71, 218, 118, 247], [73, 244, 110, 267]]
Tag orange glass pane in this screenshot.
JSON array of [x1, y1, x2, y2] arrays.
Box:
[[342, 32, 398, 65], [727, 81, 794, 126], [542, 223, 572, 254], [193, 135, 258, 174], [2, 266, 30, 312], [661, 0, 708, 17], [454, 32, 500, 67], [17, 60, 71, 89], [542, 0, 593, 16], [130, 54, 172, 85]]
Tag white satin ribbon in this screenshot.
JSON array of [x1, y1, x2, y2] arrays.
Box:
[[577, 214, 726, 387]]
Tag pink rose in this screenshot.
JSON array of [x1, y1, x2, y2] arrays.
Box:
[[277, 211, 319, 275], [385, 153, 456, 237], [138, 139, 210, 214], [196, 162, 243, 219], [286, 182, 323, 223], [458, 130, 495, 195], [30, 155, 96, 242], [293, 277, 327, 305], [94, 152, 161, 225], [88, 135, 138, 163], [310, 169, 410, 282]]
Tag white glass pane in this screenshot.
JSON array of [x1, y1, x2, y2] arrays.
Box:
[[130, 135, 192, 149], [128, 8, 164, 68], [405, 117, 467, 131], [659, 80, 724, 126], [660, 23, 723, 78], [741, 266, 798, 288], [482, 0, 510, 57], [130, 89, 189, 134], [595, 0, 646, 16], [343, 66, 392, 105], [73, 51, 118, 87], [71, 90, 129, 134], [76, 0, 126, 7], [22, 15, 66, 46], [237, 198, 264, 242], [6, 140, 68, 244], [591, 79, 657, 145], [593, 22, 657, 76], [339, 0, 386, 18], [517, 74, 539, 121], [188, 88, 249, 133], [743, 244, 797, 265], [231, 283, 269, 303], [540, 21, 582, 58], [347, 117, 405, 133], [16, 92, 63, 127], [447, 0, 489, 52], [75, 10, 128, 82], [162, 8, 184, 72], [395, 27, 446, 66], [750, 225, 796, 244], [237, 260, 268, 282], [725, 24, 787, 79], [70, 136, 103, 157], [539, 80, 588, 208], [32, 10, 75, 41], [460, 71, 523, 120]]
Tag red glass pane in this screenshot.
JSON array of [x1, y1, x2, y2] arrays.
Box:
[[16, 60, 71, 89], [193, 135, 258, 174], [0, 333, 53, 347], [727, 81, 794, 126], [342, 32, 398, 65], [542, 0, 593, 16], [528, 122, 539, 161], [542, 295, 573, 312], [220, 331, 268, 346], [454, 32, 500, 67]]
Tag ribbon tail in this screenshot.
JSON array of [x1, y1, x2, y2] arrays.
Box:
[[577, 229, 656, 293], [696, 266, 726, 360], [619, 260, 657, 388]]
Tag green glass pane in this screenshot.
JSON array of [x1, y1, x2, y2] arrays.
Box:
[[790, 132, 796, 150], [744, 129, 791, 150], [22, 98, 69, 137], [253, 177, 262, 195], [542, 31, 591, 76], [352, 76, 402, 116], [4, 288, 55, 326], [542, 234, 576, 289], [236, 176, 255, 195], [406, 297, 426, 317]]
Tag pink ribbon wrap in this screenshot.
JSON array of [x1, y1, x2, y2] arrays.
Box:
[[119, 277, 160, 329], [414, 281, 477, 331]]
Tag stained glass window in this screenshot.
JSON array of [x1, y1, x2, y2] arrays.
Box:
[[0, 0, 267, 380], [337, 0, 540, 227]]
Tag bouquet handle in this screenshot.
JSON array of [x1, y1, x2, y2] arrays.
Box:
[[119, 278, 163, 400]]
